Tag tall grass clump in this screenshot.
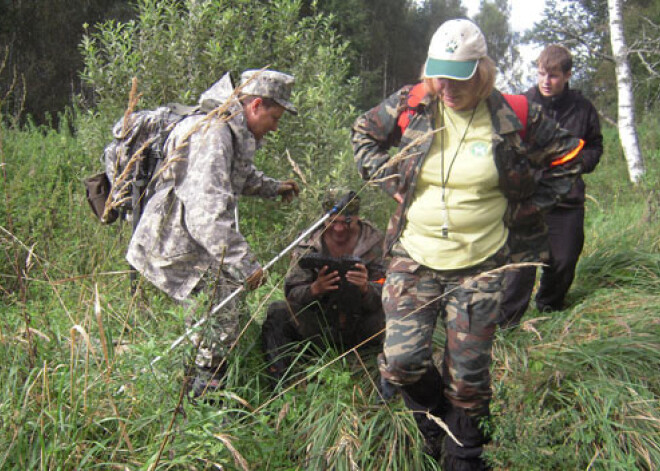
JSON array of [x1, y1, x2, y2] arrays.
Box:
[[487, 122, 660, 470], [2, 2, 660, 469]]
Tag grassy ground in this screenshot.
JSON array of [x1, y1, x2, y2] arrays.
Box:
[[1, 118, 659, 469]]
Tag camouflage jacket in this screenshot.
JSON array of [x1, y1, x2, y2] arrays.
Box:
[[352, 86, 583, 264], [126, 106, 281, 301], [285, 219, 386, 318]]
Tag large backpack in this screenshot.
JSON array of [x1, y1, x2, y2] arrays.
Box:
[[84, 103, 200, 226], [397, 82, 528, 140]]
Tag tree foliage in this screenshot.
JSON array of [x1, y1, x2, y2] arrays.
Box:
[[528, 0, 660, 117], [0, 0, 134, 125], [300, 0, 466, 108], [473, 0, 521, 92], [77, 0, 387, 262]]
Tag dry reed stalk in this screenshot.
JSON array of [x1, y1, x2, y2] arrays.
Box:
[[15, 326, 50, 342], [121, 77, 142, 138], [325, 429, 360, 471], [93, 284, 135, 454], [276, 401, 290, 432], [353, 350, 398, 420], [102, 77, 143, 221], [425, 410, 463, 446], [369, 127, 442, 180], [148, 370, 190, 471], [95, 284, 111, 371], [69, 324, 100, 405], [286, 149, 307, 185], [214, 433, 251, 471]]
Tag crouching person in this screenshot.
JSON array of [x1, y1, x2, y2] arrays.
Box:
[[261, 190, 386, 383]]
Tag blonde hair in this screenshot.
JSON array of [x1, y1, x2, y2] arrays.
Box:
[[422, 56, 496, 102]]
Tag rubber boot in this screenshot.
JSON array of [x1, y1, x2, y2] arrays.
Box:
[[399, 366, 449, 462], [443, 407, 491, 471]]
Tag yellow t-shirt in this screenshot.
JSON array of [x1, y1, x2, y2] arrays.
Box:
[[400, 100, 508, 270]]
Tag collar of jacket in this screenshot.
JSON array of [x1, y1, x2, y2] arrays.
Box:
[[413, 88, 524, 137], [299, 219, 380, 260], [485, 89, 526, 137], [226, 107, 263, 151], [531, 84, 574, 112]]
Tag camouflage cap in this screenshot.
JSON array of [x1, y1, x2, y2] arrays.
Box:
[[321, 188, 360, 215], [240, 69, 298, 115]]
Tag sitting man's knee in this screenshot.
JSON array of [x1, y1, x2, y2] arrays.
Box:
[[264, 300, 292, 324]]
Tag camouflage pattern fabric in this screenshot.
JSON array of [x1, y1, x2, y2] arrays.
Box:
[[184, 270, 243, 370], [126, 102, 280, 301], [380, 242, 508, 412], [240, 70, 297, 114], [351, 85, 583, 264], [352, 84, 581, 418]]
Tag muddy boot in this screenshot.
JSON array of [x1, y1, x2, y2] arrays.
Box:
[[443, 407, 491, 471], [398, 367, 449, 462], [376, 376, 399, 403], [188, 364, 227, 405]]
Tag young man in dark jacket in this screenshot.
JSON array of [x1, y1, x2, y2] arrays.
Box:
[[500, 44, 603, 327]]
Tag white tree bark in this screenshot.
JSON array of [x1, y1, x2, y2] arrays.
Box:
[[608, 0, 645, 183]]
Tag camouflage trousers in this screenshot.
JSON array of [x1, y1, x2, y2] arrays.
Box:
[[183, 269, 243, 371], [380, 241, 507, 412]]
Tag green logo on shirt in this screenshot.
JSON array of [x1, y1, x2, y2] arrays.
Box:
[[470, 142, 489, 158]]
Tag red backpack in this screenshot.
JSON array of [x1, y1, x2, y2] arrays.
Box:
[[397, 82, 528, 140]]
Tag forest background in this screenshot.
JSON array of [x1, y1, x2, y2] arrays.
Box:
[[1, 0, 659, 469]]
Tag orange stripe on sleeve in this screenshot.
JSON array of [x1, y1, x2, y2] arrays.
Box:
[[550, 139, 585, 167]]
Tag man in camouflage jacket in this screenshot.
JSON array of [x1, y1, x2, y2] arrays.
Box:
[[261, 191, 386, 382], [126, 70, 300, 396]]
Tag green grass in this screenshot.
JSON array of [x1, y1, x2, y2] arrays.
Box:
[[1, 115, 659, 470]]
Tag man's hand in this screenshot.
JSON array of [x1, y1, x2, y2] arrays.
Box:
[[245, 268, 266, 291], [309, 265, 340, 297], [345, 263, 369, 294], [277, 179, 300, 203]]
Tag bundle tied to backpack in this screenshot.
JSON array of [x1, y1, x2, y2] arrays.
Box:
[[84, 104, 197, 225]]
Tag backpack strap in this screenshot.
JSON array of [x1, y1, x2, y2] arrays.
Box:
[[502, 94, 528, 141], [397, 82, 427, 136], [397, 85, 529, 141], [167, 102, 200, 116]]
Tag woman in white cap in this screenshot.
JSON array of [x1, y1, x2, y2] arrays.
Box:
[[352, 19, 584, 470]]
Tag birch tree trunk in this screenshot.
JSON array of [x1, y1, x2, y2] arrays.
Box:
[[608, 0, 645, 183]]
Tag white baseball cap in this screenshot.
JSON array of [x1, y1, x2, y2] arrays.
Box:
[[424, 19, 487, 80]]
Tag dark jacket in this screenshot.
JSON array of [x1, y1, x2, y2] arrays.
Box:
[[525, 85, 603, 207], [284, 219, 386, 319], [352, 86, 583, 264]]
